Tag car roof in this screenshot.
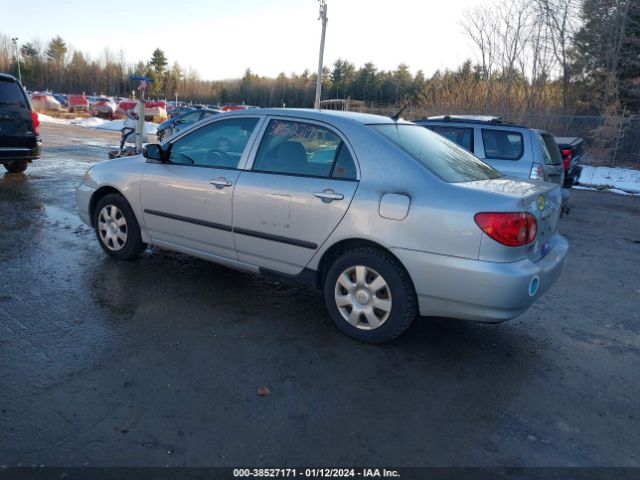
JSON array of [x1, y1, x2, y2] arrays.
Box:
[[218, 108, 413, 127], [415, 114, 527, 129], [0, 73, 19, 83]]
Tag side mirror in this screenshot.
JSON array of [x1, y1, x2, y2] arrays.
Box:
[[142, 143, 165, 162]]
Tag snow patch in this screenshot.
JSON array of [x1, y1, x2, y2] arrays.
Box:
[[93, 119, 158, 135], [70, 117, 110, 128], [38, 114, 158, 135], [37, 113, 68, 124], [576, 166, 640, 195]]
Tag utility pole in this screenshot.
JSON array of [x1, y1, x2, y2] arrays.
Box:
[[11, 37, 22, 85], [314, 0, 328, 109]]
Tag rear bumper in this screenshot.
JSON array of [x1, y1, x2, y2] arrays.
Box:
[[391, 233, 569, 321], [0, 143, 41, 161]]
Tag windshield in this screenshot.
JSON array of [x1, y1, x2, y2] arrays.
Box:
[[370, 124, 501, 183]]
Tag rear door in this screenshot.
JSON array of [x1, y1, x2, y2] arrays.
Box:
[[232, 117, 359, 275], [0, 78, 36, 151], [479, 128, 530, 179]]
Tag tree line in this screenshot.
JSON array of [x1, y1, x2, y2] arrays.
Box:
[[0, 0, 637, 115]]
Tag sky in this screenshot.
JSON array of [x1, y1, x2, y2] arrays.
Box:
[[1, 0, 486, 80]]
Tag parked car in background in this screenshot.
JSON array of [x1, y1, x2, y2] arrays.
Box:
[[156, 108, 221, 141], [143, 100, 168, 122], [415, 115, 565, 187], [53, 93, 68, 108], [221, 104, 258, 111], [30, 93, 62, 112], [555, 136, 584, 187], [77, 109, 568, 343], [68, 94, 90, 113], [0, 74, 41, 173], [89, 97, 117, 119]]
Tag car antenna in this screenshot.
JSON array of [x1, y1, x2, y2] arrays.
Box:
[[390, 104, 408, 122]]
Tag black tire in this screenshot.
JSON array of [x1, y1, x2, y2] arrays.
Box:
[[3, 160, 29, 173], [323, 247, 417, 344], [93, 193, 146, 260]]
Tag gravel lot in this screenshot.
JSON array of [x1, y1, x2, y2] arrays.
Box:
[[1, 123, 639, 468]]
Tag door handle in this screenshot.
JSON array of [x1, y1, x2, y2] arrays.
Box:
[[210, 177, 232, 189], [314, 189, 344, 203]]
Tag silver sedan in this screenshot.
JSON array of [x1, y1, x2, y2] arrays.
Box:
[[77, 109, 568, 343]]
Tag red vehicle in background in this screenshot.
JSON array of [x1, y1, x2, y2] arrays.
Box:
[[68, 94, 89, 113], [89, 97, 117, 119], [221, 104, 258, 111], [113, 99, 167, 121], [555, 136, 584, 188]]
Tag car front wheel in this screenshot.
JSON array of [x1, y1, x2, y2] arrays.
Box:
[[324, 247, 417, 343], [3, 160, 29, 173], [94, 193, 146, 260]]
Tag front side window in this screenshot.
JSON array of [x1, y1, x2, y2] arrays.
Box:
[[481, 129, 524, 160], [427, 126, 474, 152], [371, 124, 500, 183], [168, 117, 258, 168], [252, 119, 357, 179]]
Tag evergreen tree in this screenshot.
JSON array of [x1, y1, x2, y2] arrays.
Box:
[[572, 0, 640, 112]]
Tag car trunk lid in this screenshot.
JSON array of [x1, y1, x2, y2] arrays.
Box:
[[457, 177, 562, 262]]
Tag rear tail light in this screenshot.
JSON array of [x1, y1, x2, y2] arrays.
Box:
[[530, 163, 544, 180], [475, 212, 537, 247], [31, 111, 40, 135], [561, 149, 572, 171]]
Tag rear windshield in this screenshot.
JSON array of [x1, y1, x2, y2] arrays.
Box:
[[370, 124, 501, 183], [540, 133, 562, 165], [0, 79, 27, 107]]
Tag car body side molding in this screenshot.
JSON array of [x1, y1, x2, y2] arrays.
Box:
[[143, 209, 317, 250]]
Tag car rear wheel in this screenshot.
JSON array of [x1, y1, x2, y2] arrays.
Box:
[[324, 247, 417, 343], [3, 161, 28, 173], [94, 193, 146, 260]]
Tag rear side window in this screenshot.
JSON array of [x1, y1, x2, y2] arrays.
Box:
[[0, 79, 28, 108], [253, 119, 357, 179], [371, 124, 501, 183], [427, 126, 474, 152], [539, 133, 562, 165], [482, 129, 523, 160]]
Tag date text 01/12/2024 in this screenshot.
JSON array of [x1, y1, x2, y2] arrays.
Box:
[[232, 468, 401, 478]]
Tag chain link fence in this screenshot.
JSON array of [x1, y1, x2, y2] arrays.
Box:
[[357, 103, 640, 168]]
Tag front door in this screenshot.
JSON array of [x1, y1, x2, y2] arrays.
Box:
[[232, 118, 359, 275], [140, 117, 261, 259]]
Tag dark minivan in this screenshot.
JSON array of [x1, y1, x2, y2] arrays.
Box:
[[0, 73, 41, 173]]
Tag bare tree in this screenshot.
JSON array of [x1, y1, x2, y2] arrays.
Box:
[[535, 0, 580, 113], [495, 0, 532, 111], [461, 5, 499, 111]]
